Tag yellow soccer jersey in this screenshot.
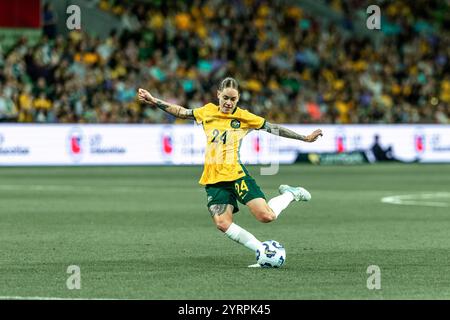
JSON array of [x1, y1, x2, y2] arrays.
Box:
[[193, 103, 266, 185]]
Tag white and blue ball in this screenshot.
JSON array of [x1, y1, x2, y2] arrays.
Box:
[[256, 240, 286, 268]]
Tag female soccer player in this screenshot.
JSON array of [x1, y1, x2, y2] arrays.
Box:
[[137, 77, 322, 266]]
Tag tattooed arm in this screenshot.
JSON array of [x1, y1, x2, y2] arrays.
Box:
[[261, 121, 323, 143], [137, 88, 195, 120]]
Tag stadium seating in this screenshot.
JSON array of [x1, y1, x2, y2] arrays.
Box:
[[0, 0, 448, 124]]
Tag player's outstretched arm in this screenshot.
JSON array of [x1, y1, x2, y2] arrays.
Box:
[[261, 121, 323, 143], [137, 88, 195, 120]]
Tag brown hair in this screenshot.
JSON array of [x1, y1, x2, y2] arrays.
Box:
[[219, 77, 239, 91]]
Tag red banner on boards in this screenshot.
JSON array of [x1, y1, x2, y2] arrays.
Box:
[[0, 0, 41, 28]]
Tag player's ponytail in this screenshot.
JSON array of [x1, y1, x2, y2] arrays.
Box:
[[219, 77, 239, 91]]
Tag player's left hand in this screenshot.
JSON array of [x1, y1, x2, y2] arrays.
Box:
[[305, 129, 323, 142]]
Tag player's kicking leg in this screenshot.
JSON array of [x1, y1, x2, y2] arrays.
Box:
[[244, 185, 311, 268]]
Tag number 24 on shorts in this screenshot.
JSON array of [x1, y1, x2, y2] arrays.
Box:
[[235, 180, 249, 197]]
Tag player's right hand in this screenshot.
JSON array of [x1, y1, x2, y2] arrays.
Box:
[[137, 88, 156, 105]]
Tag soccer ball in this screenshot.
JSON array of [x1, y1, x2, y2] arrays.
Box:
[[256, 240, 286, 268]]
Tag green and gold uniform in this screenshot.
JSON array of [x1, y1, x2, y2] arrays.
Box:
[[193, 103, 266, 213]]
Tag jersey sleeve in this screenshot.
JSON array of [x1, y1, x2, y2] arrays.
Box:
[[241, 110, 266, 129], [192, 104, 209, 124]]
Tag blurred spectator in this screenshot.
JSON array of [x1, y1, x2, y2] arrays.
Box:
[[18, 84, 34, 122], [0, 84, 18, 122], [42, 2, 57, 40]]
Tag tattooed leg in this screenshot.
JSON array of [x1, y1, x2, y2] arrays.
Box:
[[208, 204, 231, 217]]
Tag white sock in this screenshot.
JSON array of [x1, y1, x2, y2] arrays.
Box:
[[224, 223, 263, 252], [268, 192, 294, 218]]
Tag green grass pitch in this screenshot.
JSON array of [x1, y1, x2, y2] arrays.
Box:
[[1, 164, 450, 299]]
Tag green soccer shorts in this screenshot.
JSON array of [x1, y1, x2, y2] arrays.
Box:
[[205, 175, 266, 213]]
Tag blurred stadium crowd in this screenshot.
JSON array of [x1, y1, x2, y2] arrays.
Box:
[[0, 0, 449, 124]]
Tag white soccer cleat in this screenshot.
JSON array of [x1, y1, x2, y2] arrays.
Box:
[[279, 184, 311, 202], [247, 263, 261, 268]]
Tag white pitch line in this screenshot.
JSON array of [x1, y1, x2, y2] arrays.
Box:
[[381, 192, 450, 207], [0, 296, 117, 300]]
